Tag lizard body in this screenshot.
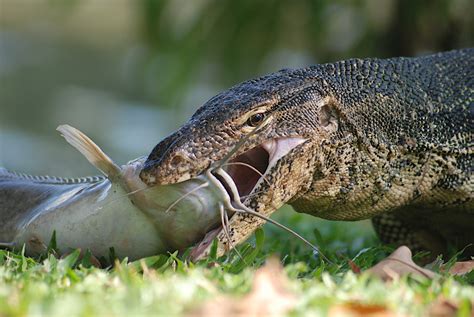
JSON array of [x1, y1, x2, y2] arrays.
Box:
[[141, 48, 473, 258]]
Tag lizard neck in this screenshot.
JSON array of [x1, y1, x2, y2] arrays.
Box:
[[290, 131, 472, 220]]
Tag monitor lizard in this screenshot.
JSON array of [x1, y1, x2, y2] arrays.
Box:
[[140, 48, 473, 259]]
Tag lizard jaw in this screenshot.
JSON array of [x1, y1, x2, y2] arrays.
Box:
[[190, 137, 307, 260], [225, 137, 307, 199]]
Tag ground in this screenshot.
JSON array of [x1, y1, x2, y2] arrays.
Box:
[[1, 207, 473, 316]]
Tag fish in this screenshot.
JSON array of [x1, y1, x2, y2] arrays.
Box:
[[0, 125, 225, 261]]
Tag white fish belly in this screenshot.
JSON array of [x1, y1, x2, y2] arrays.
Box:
[[13, 180, 167, 260]]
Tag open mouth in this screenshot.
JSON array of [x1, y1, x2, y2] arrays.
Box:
[[226, 144, 269, 198], [189, 137, 306, 260], [226, 137, 307, 200]]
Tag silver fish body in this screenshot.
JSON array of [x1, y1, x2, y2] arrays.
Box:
[[0, 126, 224, 261], [1, 172, 161, 260]]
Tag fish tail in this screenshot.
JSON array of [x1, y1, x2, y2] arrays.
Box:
[[57, 125, 121, 179]]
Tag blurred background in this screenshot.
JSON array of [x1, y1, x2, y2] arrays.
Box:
[[0, 0, 473, 250], [1, 0, 473, 176]]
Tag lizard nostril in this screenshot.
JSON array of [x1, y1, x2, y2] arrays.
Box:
[[169, 153, 188, 168]]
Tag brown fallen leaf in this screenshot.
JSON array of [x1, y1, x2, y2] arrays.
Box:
[[365, 246, 436, 281], [347, 259, 362, 274], [189, 257, 296, 317], [445, 260, 474, 276], [428, 297, 462, 317], [329, 302, 399, 317]]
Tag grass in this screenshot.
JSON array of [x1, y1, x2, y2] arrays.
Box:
[[1, 206, 473, 316]]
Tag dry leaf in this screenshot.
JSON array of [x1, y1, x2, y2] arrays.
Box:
[[428, 297, 460, 317], [366, 246, 436, 281], [347, 259, 361, 274], [189, 257, 296, 317], [329, 302, 399, 317], [446, 260, 474, 276]]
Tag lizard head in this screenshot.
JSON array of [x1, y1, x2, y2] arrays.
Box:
[[140, 67, 337, 186], [140, 67, 341, 256]]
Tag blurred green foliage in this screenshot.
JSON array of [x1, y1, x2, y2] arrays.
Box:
[[0, 0, 472, 173], [138, 0, 473, 105], [2, 0, 472, 110]]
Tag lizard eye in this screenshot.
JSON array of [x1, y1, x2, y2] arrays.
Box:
[[247, 113, 265, 127]]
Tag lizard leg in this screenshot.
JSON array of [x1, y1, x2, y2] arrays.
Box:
[[371, 212, 447, 259]]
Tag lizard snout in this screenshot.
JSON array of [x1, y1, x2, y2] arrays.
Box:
[[139, 131, 198, 186], [140, 150, 196, 186]]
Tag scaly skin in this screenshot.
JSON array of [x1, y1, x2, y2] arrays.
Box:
[[140, 48, 473, 258]]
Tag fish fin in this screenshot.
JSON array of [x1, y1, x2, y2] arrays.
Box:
[[0, 241, 15, 248], [57, 125, 121, 179]]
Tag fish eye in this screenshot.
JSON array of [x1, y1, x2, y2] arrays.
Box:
[[247, 113, 265, 127]]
